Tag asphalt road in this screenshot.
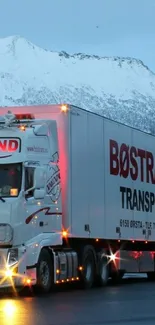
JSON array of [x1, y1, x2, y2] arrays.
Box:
[[0, 275, 155, 325]]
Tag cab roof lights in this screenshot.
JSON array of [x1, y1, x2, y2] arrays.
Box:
[[0, 111, 35, 126], [0, 105, 70, 126], [15, 113, 35, 120]]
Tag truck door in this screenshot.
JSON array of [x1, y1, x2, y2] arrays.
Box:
[[24, 166, 43, 237]]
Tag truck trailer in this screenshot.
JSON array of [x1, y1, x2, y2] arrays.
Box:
[[0, 104, 155, 293]]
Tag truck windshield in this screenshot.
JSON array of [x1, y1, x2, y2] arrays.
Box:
[[0, 163, 22, 197]]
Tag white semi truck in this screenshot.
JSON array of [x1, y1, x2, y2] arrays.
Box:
[[0, 104, 155, 293]]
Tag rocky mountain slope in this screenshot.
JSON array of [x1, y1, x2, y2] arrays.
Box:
[[0, 35, 155, 133]]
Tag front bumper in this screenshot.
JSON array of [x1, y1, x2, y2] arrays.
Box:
[[0, 266, 37, 289], [0, 248, 37, 289]]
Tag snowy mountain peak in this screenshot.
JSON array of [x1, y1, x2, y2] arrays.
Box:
[[0, 35, 155, 134], [0, 35, 34, 55], [0, 35, 149, 72], [59, 50, 149, 70], [0, 35, 48, 66]]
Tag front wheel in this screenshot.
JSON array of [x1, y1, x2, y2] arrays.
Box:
[[36, 248, 53, 294]]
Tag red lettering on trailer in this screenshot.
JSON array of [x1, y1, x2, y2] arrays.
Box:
[[109, 139, 155, 184], [130, 146, 138, 180], [0, 139, 19, 152]]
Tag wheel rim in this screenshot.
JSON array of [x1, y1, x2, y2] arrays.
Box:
[[85, 262, 92, 281], [39, 261, 50, 288], [100, 261, 107, 281]]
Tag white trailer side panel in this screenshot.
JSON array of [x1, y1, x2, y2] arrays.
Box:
[[132, 128, 155, 242], [69, 107, 155, 241], [69, 109, 105, 238], [104, 119, 155, 241], [104, 119, 134, 240]]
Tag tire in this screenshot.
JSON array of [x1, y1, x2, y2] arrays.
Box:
[[96, 252, 109, 287], [80, 246, 95, 289], [36, 248, 53, 294]]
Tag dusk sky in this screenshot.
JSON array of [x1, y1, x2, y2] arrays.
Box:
[[0, 0, 155, 71]]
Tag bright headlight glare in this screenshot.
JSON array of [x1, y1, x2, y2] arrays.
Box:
[[5, 269, 13, 277]]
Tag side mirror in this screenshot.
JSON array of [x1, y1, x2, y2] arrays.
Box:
[[34, 167, 46, 189], [34, 189, 45, 199]]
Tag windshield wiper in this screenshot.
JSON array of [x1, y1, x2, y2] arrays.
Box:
[[0, 197, 5, 202]]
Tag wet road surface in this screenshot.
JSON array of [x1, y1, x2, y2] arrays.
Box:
[[0, 275, 155, 325]]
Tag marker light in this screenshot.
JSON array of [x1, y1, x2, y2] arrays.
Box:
[[19, 125, 26, 131], [10, 188, 18, 196], [62, 230, 68, 238], [15, 114, 35, 120], [61, 105, 68, 113]]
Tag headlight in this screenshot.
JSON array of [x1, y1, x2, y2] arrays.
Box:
[[0, 223, 13, 245], [7, 248, 18, 267]]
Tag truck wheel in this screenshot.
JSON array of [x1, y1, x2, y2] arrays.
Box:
[[96, 253, 109, 287], [36, 248, 53, 294], [80, 246, 95, 289]]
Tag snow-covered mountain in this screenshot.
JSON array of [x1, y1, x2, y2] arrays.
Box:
[[0, 35, 155, 133]]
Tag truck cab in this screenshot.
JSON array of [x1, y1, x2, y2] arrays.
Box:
[[0, 111, 63, 290]]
